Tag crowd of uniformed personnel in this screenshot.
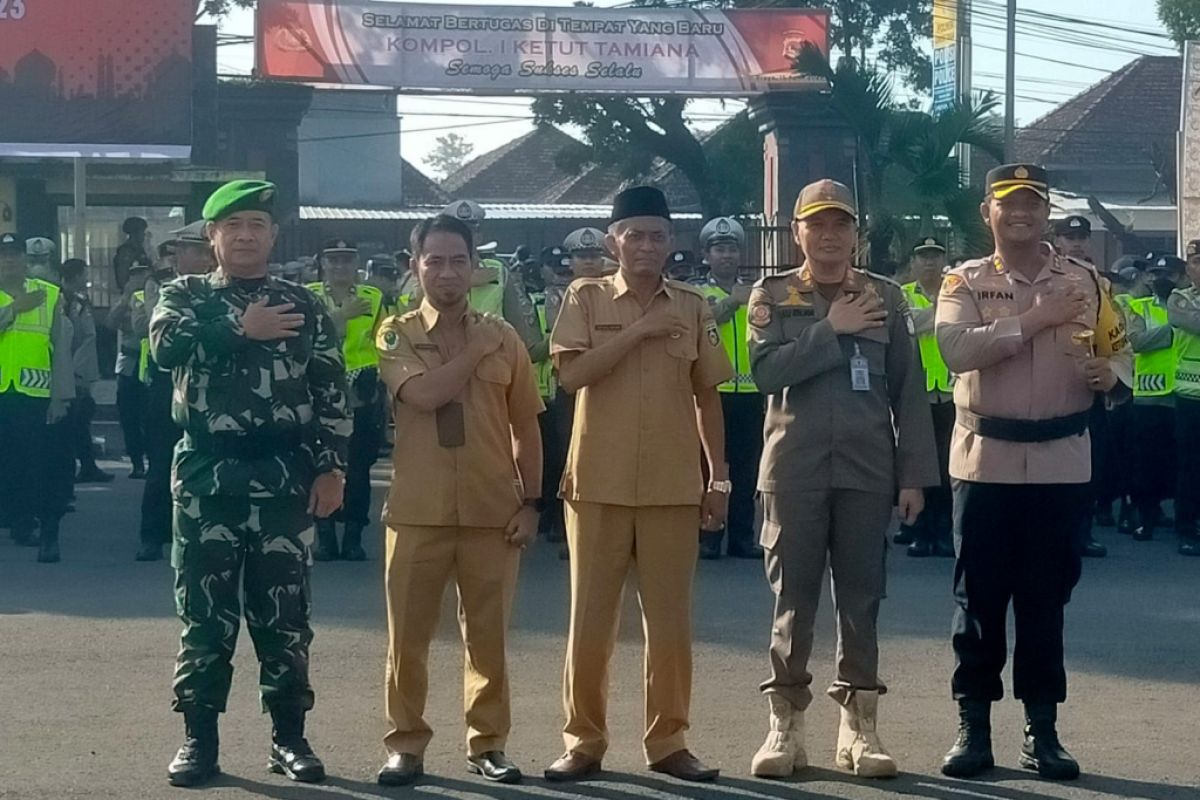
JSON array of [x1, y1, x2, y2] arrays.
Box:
[[0, 162, 1194, 789]]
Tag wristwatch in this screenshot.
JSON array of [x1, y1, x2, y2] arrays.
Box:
[[324, 469, 346, 481], [523, 497, 547, 513], [708, 480, 732, 494]]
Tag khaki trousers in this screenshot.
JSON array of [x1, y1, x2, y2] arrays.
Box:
[[759, 490, 893, 711], [383, 524, 520, 757], [562, 501, 699, 764]]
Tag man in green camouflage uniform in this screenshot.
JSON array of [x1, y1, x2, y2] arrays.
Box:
[[150, 180, 351, 787]]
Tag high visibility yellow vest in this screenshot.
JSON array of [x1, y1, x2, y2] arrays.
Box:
[[902, 282, 953, 393], [1172, 289, 1200, 399], [699, 284, 756, 393], [132, 290, 152, 383], [307, 282, 384, 371], [531, 292, 556, 400], [0, 278, 58, 398], [470, 265, 506, 317], [1128, 295, 1177, 397]]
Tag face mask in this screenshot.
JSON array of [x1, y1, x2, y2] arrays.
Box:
[[1152, 276, 1177, 299]]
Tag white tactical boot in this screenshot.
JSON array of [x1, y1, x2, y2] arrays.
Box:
[[834, 690, 898, 778], [751, 694, 807, 778]]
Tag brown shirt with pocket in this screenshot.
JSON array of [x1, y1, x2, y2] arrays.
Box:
[[378, 302, 544, 528], [550, 272, 733, 507]]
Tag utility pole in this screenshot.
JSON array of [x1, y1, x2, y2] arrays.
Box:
[[958, 0, 973, 183], [1004, 0, 1016, 159]]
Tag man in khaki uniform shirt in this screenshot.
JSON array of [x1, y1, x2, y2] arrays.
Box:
[[375, 215, 544, 787], [544, 187, 733, 784], [746, 180, 939, 780], [936, 164, 1131, 782]]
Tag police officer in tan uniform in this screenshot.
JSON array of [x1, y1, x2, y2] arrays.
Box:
[[375, 214, 544, 787], [545, 186, 733, 784], [746, 180, 939, 779], [936, 164, 1131, 781]]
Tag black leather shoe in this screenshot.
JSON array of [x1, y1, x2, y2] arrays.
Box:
[[341, 523, 367, 561], [1117, 503, 1136, 535], [544, 751, 600, 782], [76, 468, 114, 483], [1179, 534, 1200, 557], [268, 707, 325, 783], [378, 753, 424, 786], [934, 538, 956, 558], [168, 709, 220, 787], [893, 526, 915, 545], [1133, 525, 1154, 542], [467, 751, 522, 783], [941, 701, 993, 778], [698, 532, 722, 560], [1083, 538, 1107, 558], [130, 466, 147, 479], [907, 540, 933, 558], [135, 544, 163, 562], [36, 521, 60, 563], [1019, 705, 1080, 780], [648, 749, 719, 782], [313, 520, 339, 561], [728, 543, 764, 559]]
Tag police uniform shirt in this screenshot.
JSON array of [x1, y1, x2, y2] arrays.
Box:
[[935, 244, 1132, 484], [378, 303, 544, 529], [748, 266, 939, 495], [550, 272, 733, 507]]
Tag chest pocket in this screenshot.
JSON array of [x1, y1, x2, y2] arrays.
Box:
[[664, 331, 698, 386], [778, 305, 818, 340], [475, 353, 511, 386], [852, 326, 891, 377]]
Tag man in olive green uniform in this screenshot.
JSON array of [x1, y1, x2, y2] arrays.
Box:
[[151, 180, 350, 787], [308, 238, 386, 561], [748, 180, 938, 779], [898, 237, 956, 558], [1169, 239, 1200, 556], [1127, 254, 1186, 541], [693, 216, 764, 560]]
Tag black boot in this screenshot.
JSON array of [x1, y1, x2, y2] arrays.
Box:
[[1083, 534, 1107, 558], [698, 531, 723, 560], [36, 520, 60, 563], [313, 520, 339, 561], [893, 525, 916, 545], [1132, 507, 1154, 541], [1116, 500, 1135, 535], [907, 539, 934, 557], [941, 700, 994, 778], [1178, 528, 1200, 557], [341, 523, 367, 561], [268, 707, 326, 783], [1019, 704, 1080, 780], [168, 708, 220, 787]]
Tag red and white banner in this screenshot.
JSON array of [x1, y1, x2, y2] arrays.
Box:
[[257, 1, 829, 95]]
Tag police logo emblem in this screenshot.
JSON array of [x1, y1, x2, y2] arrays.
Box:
[[716, 219, 731, 234], [706, 321, 720, 347], [455, 202, 473, 220], [379, 328, 400, 351], [1014, 166, 1029, 179], [749, 302, 772, 328], [924, 237, 937, 246], [941, 274, 964, 295], [1190, 242, 1199, 257], [580, 229, 597, 247]]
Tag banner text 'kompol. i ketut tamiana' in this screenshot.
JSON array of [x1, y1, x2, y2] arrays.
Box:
[[256, 1, 829, 95]]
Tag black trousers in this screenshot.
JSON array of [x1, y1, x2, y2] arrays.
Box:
[[539, 392, 573, 537], [140, 377, 180, 547], [1098, 400, 1133, 507], [1176, 397, 1200, 533], [116, 373, 147, 467], [0, 393, 65, 527], [720, 392, 764, 553], [911, 400, 954, 544], [951, 480, 1088, 705], [68, 393, 101, 474], [1132, 403, 1176, 522]]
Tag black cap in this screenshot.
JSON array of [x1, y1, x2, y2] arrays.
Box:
[[912, 237, 946, 254], [1148, 254, 1185, 274], [985, 163, 1050, 200], [610, 186, 671, 225], [1053, 215, 1091, 236], [669, 250, 696, 266], [366, 255, 398, 276], [0, 232, 22, 253], [321, 238, 357, 254]]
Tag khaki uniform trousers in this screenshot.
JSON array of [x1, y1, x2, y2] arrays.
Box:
[[562, 501, 699, 764], [383, 524, 520, 757], [759, 489, 893, 711]]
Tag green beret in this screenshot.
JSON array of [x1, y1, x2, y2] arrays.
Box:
[[202, 180, 277, 222]]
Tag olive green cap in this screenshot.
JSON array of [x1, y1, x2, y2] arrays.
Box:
[[202, 180, 277, 222]]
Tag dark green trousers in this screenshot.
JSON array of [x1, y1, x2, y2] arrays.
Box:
[[171, 494, 315, 714]]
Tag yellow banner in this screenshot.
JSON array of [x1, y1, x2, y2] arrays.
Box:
[[933, 0, 957, 48]]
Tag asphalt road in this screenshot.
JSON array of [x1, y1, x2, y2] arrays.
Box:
[[2, 460, 1198, 799]]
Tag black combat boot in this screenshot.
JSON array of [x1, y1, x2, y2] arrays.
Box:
[[36, 520, 60, 563], [941, 700, 994, 778], [313, 520, 339, 561], [1019, 704, 1080, 780], [168, 708, 220, 787], [341, 523, 367, 561], [267, 707, 326, 783]]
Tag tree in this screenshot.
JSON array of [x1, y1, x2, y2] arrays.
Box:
[[1157, 0, 1200, 46], [196, 0, 255, 19], [423, 134, 476, 181]]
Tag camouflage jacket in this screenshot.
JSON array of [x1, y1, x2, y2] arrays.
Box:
[[150, 270, 351, 498]]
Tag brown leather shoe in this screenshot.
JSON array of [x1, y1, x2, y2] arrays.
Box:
[[544, 751, 601, 782], [649, 749, 719, 782]]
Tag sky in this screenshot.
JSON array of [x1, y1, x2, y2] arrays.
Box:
[[209, 0, 1175, 179]]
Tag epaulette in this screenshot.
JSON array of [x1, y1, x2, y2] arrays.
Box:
[[752, 268, 801, 289], [1062, 254, 1100, 276], [666, 279, 705, 298], [858, 268, 904, 291]]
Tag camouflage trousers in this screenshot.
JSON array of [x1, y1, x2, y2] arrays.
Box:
[[171, 494, 316, 714]]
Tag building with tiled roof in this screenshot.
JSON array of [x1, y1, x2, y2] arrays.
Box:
[[442, 126, 584, 202]]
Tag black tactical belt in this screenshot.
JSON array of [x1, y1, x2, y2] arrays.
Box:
[[957, 409, 1090, 443], [190, 429, 306, 459]]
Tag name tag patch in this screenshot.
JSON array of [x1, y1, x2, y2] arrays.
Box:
[[414, 342, 438, 351], [594, 323, 623, 331], [779, 307, 814, 318]]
